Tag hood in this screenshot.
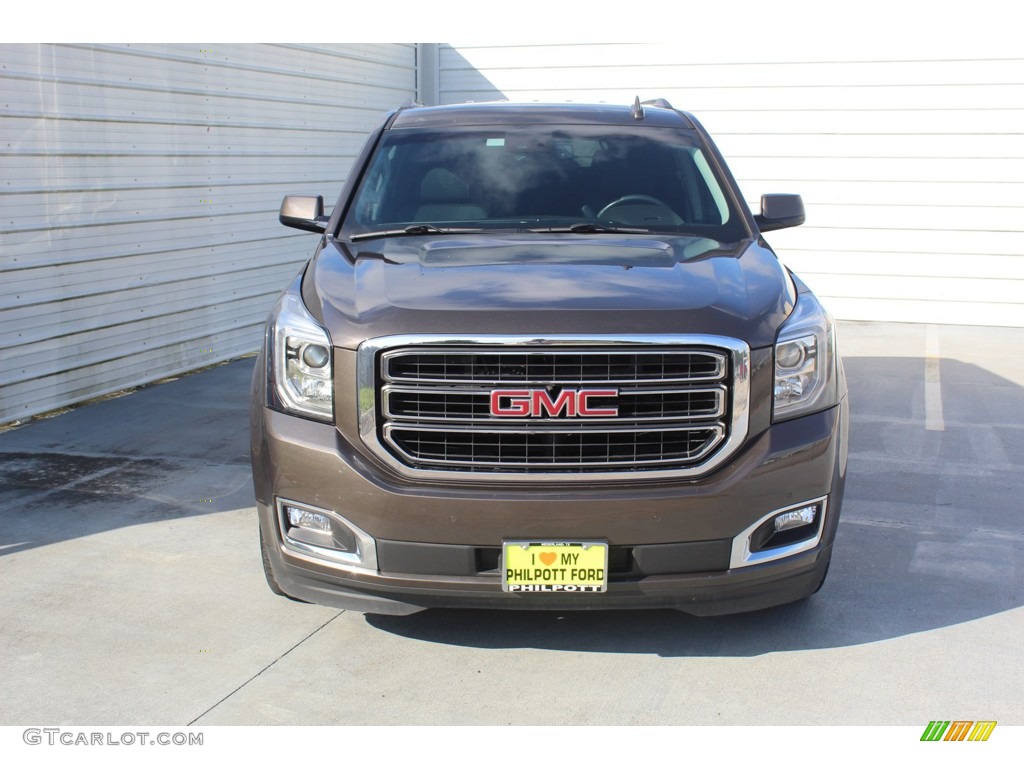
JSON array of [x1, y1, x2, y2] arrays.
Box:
[[308, 234, 795, 349]]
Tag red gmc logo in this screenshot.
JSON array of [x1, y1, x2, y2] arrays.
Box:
[[489, 388, 619, 418]]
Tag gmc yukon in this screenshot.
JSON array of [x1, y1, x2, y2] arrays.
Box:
[[249, 99, 848, 615]]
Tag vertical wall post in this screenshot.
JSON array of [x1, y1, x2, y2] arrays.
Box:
[[416, 43, 440, 106]]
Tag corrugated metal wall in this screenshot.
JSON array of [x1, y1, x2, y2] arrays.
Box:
[[0, 43, 416, 424], [436, 43, 1024, 328]]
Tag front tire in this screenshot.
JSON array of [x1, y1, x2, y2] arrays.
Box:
[[811, 560, 831, 595], [259, 527, 288, 596], [260, 526, 309, 602]]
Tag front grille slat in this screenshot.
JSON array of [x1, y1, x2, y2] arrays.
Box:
[[374, 346, 734, 475], [385, 425, 724, 468], [383, 349, 726, 385]]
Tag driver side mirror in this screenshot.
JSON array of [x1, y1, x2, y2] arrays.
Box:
[[754, 194, 805, 232], [279, 195, 328, 233]]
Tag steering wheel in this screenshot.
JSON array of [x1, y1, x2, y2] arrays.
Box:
[[597, 194, 680, 223]]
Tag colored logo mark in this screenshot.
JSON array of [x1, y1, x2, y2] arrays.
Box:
[[920, 721, 996, 742]]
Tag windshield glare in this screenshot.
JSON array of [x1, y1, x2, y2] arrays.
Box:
[[344, 126, 747, 241]]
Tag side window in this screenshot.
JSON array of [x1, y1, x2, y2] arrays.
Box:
[[671, 147, 730, 226], [690, 149, 730, 225], [355, 146, 395, 225]]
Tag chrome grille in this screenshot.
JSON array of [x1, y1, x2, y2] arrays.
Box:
[[357, 339, 747, 478]]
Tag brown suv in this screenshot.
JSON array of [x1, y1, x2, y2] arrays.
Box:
[[250, 99, 848, 615]]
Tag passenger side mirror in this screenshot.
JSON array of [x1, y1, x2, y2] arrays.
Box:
[[280, 195, 327, 233], [754, 194, 805, 232]]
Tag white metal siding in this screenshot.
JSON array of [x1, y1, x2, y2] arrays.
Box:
[[437, 43, 1024, 328], [0, 43, 415, 423]]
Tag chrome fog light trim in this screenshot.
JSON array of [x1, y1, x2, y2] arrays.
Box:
[[730, 496, 828, 569], [275, 498, 378, 572]]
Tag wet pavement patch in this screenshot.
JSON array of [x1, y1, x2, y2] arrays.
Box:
[[0, 451, 179, 496]]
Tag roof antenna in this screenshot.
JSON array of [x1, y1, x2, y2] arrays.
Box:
[[630, 96, 645, 120]]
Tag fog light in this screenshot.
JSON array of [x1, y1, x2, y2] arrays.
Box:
[[275, 498, 379, 571], [730, 496, 828, 568], [773, 505, 817, 532], [285, 505, 331, 533]]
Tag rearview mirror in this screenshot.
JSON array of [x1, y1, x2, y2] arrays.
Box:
[[754, 194, 805, 232], [279, 195, 327, 233]]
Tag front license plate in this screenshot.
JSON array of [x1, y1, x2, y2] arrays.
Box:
[[502, 541, 608, 593]]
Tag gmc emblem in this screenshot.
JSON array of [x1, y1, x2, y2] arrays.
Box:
[[489, 388, 619, 418]]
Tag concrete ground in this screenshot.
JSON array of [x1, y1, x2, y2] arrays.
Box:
[[0, 321, 1021, 726]]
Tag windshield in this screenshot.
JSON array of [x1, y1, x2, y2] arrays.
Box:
[[342, 125, 748, 242]]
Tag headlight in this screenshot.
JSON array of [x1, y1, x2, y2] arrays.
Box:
[[267, 289, 334, 422], [773, 290, 837, 421]]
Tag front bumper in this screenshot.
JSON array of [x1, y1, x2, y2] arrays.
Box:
[[251, 397, 847, 616]]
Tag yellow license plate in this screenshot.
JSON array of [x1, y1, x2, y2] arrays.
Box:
[[502, 541, 608, 593]]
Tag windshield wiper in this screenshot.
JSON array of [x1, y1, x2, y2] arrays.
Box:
[[350, 224, 483, 241], [529, 222, 650, 234]]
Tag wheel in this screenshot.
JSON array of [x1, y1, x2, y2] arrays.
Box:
[[259, 527, 287, 596], [260, 527, 308, 602], [597, 194, 681, 225]]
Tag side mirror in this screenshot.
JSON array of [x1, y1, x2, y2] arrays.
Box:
[[754, 194, 805, 232], [279, 195, 327, 233]]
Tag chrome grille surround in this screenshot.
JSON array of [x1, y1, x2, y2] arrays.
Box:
[[357, 335, 750, 482]]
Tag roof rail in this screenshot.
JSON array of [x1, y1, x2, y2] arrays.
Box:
[[641, 98, 675, 110]]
